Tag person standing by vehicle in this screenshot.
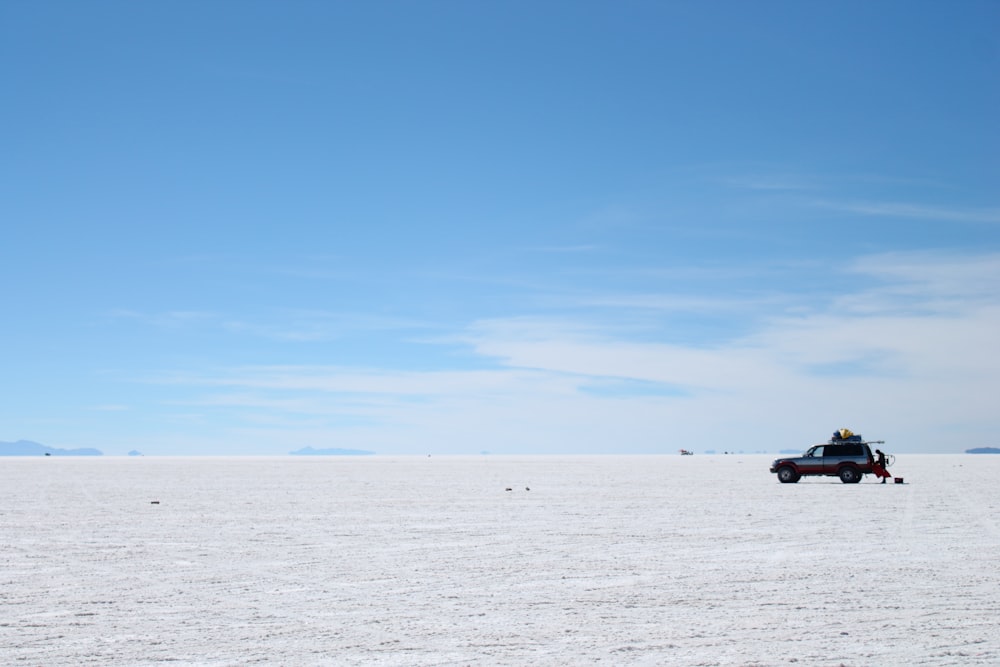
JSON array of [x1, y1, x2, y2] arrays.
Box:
[[873, 448, 891, 483]]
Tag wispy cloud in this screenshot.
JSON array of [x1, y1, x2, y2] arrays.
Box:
[[722, 174, 817, 191], [113, 308, 431, 342], [222, 311, 432, 342], [524, 244, 603, 254], [577, 292, 785, 314], [110, 309, 219, 328], [813, 200, 1000, 224]]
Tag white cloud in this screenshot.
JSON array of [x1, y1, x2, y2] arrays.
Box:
[[140, 251, 1000, 454]]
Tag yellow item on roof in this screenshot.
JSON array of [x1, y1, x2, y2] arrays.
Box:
[[839, 428, 854, 439]]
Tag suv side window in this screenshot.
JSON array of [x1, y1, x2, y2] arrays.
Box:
[[808, 446, 824, 457], [825, 445, 845, 457]]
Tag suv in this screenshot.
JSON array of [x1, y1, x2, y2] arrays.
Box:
[[770, 441, 877, 484]]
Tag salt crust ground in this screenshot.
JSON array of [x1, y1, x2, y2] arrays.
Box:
[[1, 455, 998, 666]]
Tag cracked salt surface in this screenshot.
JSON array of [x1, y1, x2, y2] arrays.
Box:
[[2, 454, 998, 665]]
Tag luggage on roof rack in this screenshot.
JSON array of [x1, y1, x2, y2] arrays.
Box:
[[830, 428, 862, 443]]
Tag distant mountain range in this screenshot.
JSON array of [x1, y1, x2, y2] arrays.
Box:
[[966, 447, 1000, 454], [0, 440, 103, 456], [289, 446, 375, 456]]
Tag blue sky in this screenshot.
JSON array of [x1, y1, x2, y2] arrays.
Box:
[[3, 1, 998, 455]]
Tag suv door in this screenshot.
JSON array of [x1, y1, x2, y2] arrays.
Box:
[[799, 445, 825, 474], [823, 444, 848, 474]]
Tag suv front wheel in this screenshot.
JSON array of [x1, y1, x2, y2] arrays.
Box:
[[777, 466, 800, 483], [838, 467, 860, 484]]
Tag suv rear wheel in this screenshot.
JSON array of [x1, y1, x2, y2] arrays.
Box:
[[777, 466, 800, 483], [839, 467, 860, 484]]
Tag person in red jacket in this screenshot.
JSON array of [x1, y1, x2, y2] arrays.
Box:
[[873, 448, 891, 483]]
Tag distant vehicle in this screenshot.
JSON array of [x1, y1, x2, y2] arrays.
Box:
[[770, 433, 885, 484], [679, 449, 694, 455]]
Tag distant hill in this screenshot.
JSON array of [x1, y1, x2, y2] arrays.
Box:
[[289, 446, 375, 456], [966, 447, 1000, 454], [0, 440, 103, 456]]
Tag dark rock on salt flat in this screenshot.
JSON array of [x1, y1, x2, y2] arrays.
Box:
[[289, 446, 375, 456], [0, 440, 103, 456]]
